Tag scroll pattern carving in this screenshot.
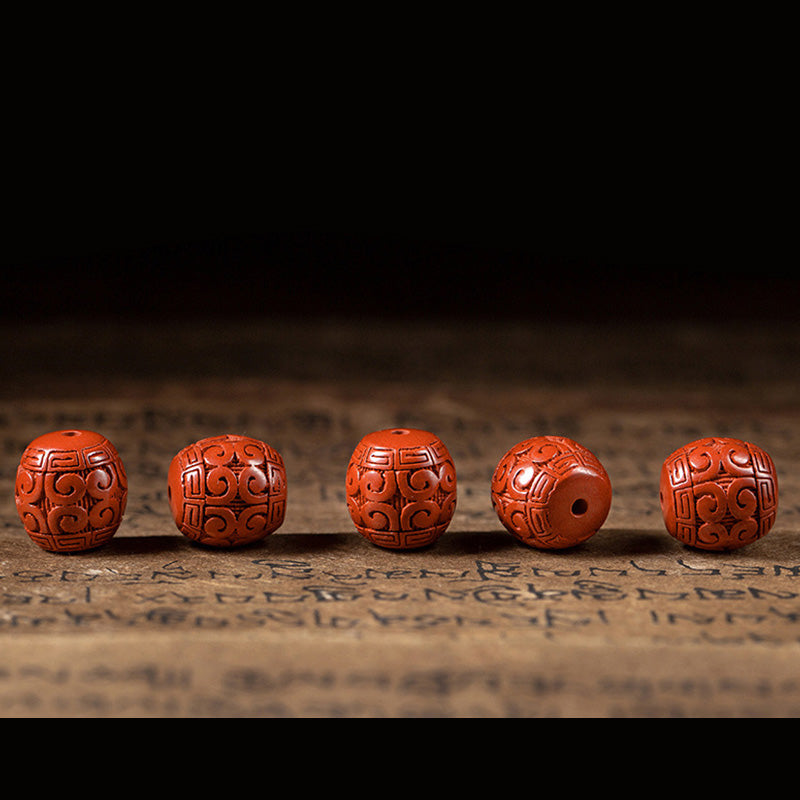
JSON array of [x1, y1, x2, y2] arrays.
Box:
[[346, 429, 456, 549], [168, 434, 287, 547], [660, 437, 778, 550], [15, 430, 127, 552], [491, 435, 611, 549]]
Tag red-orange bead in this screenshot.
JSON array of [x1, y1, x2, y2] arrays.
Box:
[[660, 437, 778, 550], [15, 429, 128, 553], [168, 434, 287, 547], [491, 435, 612, 549], [346, 428, 457, 549]]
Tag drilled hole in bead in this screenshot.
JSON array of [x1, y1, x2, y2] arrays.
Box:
[[571, 498, 588, 516], [391, 429, 409, 435], [62, 430, 80, 436]]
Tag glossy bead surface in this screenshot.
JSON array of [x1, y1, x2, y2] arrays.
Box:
[[15, 429, 128, 553], [346, 428, 456, 549], [660, 437, 778, 551], [491, 435, 612, 549], [168, 434, 287, 547]]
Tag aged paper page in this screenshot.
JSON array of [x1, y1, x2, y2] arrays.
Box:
[[2, 318, 800, 717]]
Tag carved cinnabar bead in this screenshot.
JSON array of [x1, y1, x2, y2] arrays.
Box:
[[15, 429, 128, 553], [491, 435, 612, 549], [167, 434, 287, 547], [346, 428, 457, 549], [660, 437, 778, 551]]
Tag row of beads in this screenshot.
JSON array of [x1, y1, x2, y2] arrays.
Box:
[[12, 427, 779, 554]]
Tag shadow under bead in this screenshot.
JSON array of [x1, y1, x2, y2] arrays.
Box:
[[346, 428, 457, 549], [15, 429, 128, 553], [491, 435, 612, 549], [660, 436, 778, 551]]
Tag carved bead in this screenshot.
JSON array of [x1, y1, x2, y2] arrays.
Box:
[[660, 437, 778, 550], [15, 429, 128, 553], [491, 435, 612, 549], [346, 428, 457, 549], [167, 434, 287, 547]]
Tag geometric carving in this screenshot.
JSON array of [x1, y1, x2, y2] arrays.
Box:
[[660, 437, 778, 550], [15, 429, 128, 552], [346, 428, 456, 549], [167, 434, 287, 547]]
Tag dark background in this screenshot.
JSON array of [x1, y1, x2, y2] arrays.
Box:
[[0, 11, 793, 328], [0, 117, 792, 325], [2, 213, 791, 325]]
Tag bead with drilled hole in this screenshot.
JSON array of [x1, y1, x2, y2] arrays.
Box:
[[491, 435, 612, 549]]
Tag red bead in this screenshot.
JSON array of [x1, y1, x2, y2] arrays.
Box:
[[14, 429, 128, 553], [167, 434, 287, 547], [660, 437, 778, 550], [346, 428, 457, 549], [491, 435, 612, 549]]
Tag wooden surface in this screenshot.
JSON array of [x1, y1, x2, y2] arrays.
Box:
[[2, 315, 800, 717]]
